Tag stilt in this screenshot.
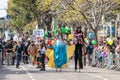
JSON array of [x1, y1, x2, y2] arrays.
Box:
[[60, 68, 62, 72], [79, 69, 80, 73], [75, 70, 76, 72], [56, 68, 58, 72]]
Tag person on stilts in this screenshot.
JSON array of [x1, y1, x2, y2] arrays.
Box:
[[74, 25, 84, 72]]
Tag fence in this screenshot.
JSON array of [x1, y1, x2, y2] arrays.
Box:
[[95, 51, 120, 71], [0, 49, 2, 68]]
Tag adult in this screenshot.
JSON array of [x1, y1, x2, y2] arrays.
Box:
[[23, 40, 30, 64], [82, 43, 86, 66], [12, 41, 17, 65], [28, 41, 37, 65], [5, 40, 13, 65], [0, 42, 4, 65], [86, 40, 94, 66], [115, 42, 120, 53], [108, 41, 116, 67], [15, 41, 23, 68], [39, 40, 47, 71], [74, 25, 84, 72]]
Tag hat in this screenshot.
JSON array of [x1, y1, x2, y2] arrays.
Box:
[[77, 25, 82, 28]]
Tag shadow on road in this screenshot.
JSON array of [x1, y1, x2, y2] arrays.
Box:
[[0, 65, 28, 80], [36, 69, 87, 74], [0, 66, 11, 80]]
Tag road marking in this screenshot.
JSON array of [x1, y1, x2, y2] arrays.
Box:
[[86, 72, 109, 80], [103, 78, 109, 80], [28, 65, 32, 67], [21, 66, 36, 80], [88, 74, 95, 76], [23, 68, 27, 71], [27, 73, 31, 76], [21, 65, 110, 80], [30, 76, 33, 78], [96, 75, 102, 78], [69, 72, 73, 74], [15, 72, 18, 74]]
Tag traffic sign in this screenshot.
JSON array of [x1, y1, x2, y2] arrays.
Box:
[[6, 15, 10, 19]]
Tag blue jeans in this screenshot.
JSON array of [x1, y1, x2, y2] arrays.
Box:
[[16, 54, 21, 68]]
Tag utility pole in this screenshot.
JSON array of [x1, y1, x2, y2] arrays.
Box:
[[117, 13, 120, 37], [109, 22, 112, 39], [115, 13, 120, 38]]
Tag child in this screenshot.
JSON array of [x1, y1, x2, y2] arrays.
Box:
[[36, 52, 42, 68]]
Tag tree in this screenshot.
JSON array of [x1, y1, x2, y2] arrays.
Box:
[[7, 0, 35, 31], [7, 0, 59, 31], [60, 0, 120, 42]]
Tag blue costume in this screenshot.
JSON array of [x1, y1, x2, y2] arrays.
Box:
[[54, 40, 67, 68]]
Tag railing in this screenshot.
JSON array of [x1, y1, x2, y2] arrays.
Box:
[[94, 51, 120, 71], [0, 49, 2, 68]]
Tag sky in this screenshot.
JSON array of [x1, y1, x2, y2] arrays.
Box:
[[0, 0, 8, 18]]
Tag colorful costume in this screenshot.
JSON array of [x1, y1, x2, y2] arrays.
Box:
[[54, 40, 67, 68], [46, 39, 75, 69]]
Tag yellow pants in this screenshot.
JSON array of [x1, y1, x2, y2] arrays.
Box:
[[30, 54, 36, 63]]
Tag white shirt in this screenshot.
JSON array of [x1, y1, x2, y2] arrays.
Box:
[[41, 47, 46, 54]]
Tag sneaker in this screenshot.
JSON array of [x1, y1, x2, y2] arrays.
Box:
[[16, 66, 20, 69], [36, 66, 41, 68], [40, 69, 45, 71]]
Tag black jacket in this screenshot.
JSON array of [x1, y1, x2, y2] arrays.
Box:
[[15, 45, 23, 54], [5, 44, 13, 53]]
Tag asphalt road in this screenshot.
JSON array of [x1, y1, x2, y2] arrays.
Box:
[[0, 63, 120, 80]]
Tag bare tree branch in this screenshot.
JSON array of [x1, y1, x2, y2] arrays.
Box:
[[64, 0, 94, 30]]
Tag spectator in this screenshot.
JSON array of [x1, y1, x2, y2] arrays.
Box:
[[15, 41, 24, 68], [86, 41, 94, 66], [11, 41, 17, 65], [5, 40, 13, 65], [28, 41, 37, 65], [39, 40, 47, 71], [23, 40, 30, 64]]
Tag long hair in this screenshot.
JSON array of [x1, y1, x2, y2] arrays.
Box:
[[76, 27, 82, 33], [74, 27, 84, 42], [40, 41, 47, 50]]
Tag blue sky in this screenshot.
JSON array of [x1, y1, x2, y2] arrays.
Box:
[[0, 0, 8, 18]]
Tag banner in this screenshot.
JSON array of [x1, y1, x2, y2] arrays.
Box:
[[33, 29, 44, 37]]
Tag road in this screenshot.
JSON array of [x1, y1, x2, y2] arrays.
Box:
[[0, 63, 120, 80]]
